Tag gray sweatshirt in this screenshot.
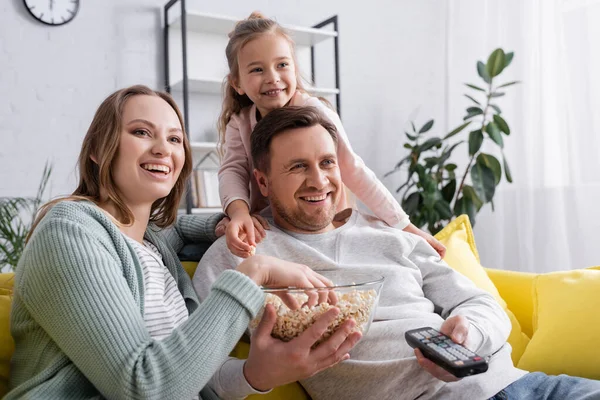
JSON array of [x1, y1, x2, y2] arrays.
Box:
[[193, 210, 528, 400]]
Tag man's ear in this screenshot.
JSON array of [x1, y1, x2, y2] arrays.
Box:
[[253, 168, 269, 197], [229, 75, 245, 96]]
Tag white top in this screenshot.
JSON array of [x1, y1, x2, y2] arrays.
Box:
[[125, 236, 189, 341]]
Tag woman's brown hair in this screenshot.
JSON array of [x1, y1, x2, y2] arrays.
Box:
[[28, 85, 192, 241]]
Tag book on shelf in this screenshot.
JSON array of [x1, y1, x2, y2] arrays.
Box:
[[191, 169, 220, 208]]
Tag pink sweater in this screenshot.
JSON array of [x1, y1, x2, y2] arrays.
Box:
[[218, 95, 410, 229]]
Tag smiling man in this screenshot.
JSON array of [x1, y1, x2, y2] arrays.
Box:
[[193, 106, 600, 400]]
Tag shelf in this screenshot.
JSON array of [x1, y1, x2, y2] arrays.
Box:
[[191, 207, 222, 214], [171, 78, 339, 97], [168, 11, 337, 46], [190, 141, 217, 151]]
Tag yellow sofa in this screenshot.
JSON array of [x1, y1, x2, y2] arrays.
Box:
[[1, 215, 599, 398]]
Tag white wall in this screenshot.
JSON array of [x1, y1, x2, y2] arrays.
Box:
[[0, 0, 447, 201]]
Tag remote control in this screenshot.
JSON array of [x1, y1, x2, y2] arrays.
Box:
[[405, 327, 489, 378]]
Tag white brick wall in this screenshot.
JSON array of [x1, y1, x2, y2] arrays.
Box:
[[0, 0, 446, 200]]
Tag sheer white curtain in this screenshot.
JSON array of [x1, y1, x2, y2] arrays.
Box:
[[446, 0, 600, 272]]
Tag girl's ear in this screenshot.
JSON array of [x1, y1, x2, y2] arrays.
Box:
[[253, 169, 269, 197], [229, 75, 245, 96], [90, 154, 98, 164]]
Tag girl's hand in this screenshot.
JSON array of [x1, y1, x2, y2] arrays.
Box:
[[403, 223, 446, 258], [243, 304, 362, 391], [225, 212, 270, 258]]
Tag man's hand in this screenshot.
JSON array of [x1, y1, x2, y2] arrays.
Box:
[[243, 304, 362, 391], [414, 315, 470, 382]]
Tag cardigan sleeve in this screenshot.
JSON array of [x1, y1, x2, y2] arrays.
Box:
[[18, 217, 264, 400], [161, 213, 226, 254]]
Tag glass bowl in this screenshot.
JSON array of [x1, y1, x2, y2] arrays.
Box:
[[249, 270, 384, 344]]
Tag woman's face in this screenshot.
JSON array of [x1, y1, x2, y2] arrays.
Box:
[[112, 95, 185, 208]]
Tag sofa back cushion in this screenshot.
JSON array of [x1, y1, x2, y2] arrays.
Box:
[[434, 216, 530, 365], [516, 267, 600, 379]]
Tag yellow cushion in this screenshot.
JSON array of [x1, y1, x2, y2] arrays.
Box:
[[0, 273, 15, 398], [434, 215, 530, 364], [516, 267, 600, 378]]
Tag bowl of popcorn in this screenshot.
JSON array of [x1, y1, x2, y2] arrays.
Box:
[[249, 270, 384, 345]]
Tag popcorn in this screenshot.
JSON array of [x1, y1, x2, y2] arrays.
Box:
[[249, 245, 256, 256], [250, 289, 377, 346]]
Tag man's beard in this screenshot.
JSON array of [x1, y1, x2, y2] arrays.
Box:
[[270, 192, 336, 232]]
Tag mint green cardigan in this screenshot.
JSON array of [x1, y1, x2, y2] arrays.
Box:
[[7, 201, 264, 399]]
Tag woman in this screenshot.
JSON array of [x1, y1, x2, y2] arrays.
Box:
[[7, 85, 360, 399]]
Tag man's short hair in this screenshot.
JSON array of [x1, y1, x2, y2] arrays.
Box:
[[251, 106, 339, 173]]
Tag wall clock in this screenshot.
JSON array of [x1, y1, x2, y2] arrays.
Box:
[[23, 0, 80, 26]]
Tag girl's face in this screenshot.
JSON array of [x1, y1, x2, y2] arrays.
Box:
[[234, 33, 298, 117], [112, 95, 185, 208]]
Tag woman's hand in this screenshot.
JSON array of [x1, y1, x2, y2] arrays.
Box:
[[243, 304, 362, 391], [414, 315, 470, 382], [403, 223, 446, 258], [236, 255, 336, 309]]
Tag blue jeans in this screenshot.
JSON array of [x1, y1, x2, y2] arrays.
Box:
[[488, 372, 600, 400]]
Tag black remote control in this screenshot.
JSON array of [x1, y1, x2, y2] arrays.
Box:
[[405, 327, 489, 378]]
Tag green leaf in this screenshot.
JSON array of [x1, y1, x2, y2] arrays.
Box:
[[497, 80, 520, 89], [403, 192, 422, 214], [490, 104, 502, 114], [466, 106, 483, 115], [490, 92, 506, 98], [486, 48, 506, 78], [411, 121, 416, 132], [454, 196, 477, 225], [406, 132, 418, 141], [471, 163, 496, 203], [434, 200, 453, 220], [504, 52, 514, 68], [468, 129, 484, 156], [444, 164, 458, 171], [419, 119, 435, 134], [419, 137, 443, 152], [503, 154, 513, 183], [441, 179, 456, 203], [465, 83, 486, 92], [477, 153, 502, 185], [462, 185, 484, 211], [493, 114, 510, 135], [464, 94, 481, 105], [403, 143, 413, 149], [477, 61, 491, 84], [485, 122, 504, 148], [444, 122, 471, 140], [464, 107, 484, 121]]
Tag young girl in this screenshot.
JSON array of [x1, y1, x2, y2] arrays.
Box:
[[216, 12, 446, 258], [7, 85, 359, 399]]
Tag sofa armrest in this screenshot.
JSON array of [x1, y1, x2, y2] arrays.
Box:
[[485, 268, 536, 337]]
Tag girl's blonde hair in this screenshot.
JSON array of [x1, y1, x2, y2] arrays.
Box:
[[28, 85, 192, 241], [217, 11, 307, 154]]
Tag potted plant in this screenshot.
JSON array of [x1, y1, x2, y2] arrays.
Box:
[[385, 48, 519, 234], [0, 163, 52, 272]]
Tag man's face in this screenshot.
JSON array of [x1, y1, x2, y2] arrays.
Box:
[[254, 125, 341, 234]]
